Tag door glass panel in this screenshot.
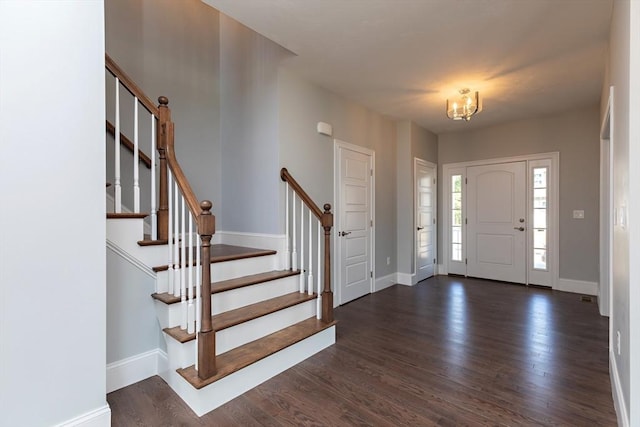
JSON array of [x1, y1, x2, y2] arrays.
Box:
[[532, 167, 548, 271], [451, 174, 463, 261]]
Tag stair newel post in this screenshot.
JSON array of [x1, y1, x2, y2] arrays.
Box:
[[156, 96, 171, 241], [321, 204, 334, 323], [197, 200, 217, 380]]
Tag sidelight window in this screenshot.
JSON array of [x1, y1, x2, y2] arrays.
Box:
[[532, 167, 548, 270], [451, 174, 463, 261]]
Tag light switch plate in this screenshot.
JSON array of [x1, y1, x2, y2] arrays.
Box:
[[573, 210, 584, 219]]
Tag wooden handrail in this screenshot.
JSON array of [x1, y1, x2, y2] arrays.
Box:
[[105, 54, 159, 117], [158, 96, 216, 379], [280, 168, 323, 219], [106, 121, 152, 169], [280, 167, 334, 323]]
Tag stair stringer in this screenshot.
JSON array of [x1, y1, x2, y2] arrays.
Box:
[[107, 218, 166, 266], [158, 326, 335, 416]]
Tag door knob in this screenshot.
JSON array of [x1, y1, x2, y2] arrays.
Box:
[[417, 226, 424, 231], [514, 226, 525, 231], [339, 231, 351, 237]]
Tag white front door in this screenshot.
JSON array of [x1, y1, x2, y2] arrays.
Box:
[[336, 143, 373, 304], [415, 159, 436, 282], [467, 161, 527, 283]]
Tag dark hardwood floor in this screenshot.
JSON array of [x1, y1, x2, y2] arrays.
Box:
[[108, 276, 617, 426]]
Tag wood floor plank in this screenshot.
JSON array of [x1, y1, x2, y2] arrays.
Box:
[[108, 276, 617, 425]]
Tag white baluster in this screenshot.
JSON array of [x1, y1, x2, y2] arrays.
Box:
[[133, 98, 140, 213], [150, 114, 157, 240], [180, 195, 187, 330], [292, 195, 298, 272], [285, 183, 291, 270], [317, 220, 322, 319], [173, 181, 180, 298], [167, 170, 174, 295], [114, 78, 121, 213], [187, 214, 195, 334], [308, 212, 313, 295], [300, 202, 305, 293]]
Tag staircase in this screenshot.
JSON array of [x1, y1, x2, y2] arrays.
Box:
[[105, 55, 336, 416]]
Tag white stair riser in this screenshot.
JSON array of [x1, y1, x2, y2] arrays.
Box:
[[164, 333, 196, 370], [158, 326, 336, 416], [161, 301, 317, 364], [216, 300, 316, 354], [154, 276, 300, 330]]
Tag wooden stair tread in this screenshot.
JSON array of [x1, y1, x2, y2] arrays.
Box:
[[177, 317, 336, 389], [138, 239, 168, 246], [152, 270, 300, 305], [164, 291, 316, 343], [107, 212, 149, 219], [152, 244, 277, 272]]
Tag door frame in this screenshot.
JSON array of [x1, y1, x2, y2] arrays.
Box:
[[599, 86, 613, 319], [333, 139, 375, 306], [414, 158, 437, 282], [441, 152, 559, 288]]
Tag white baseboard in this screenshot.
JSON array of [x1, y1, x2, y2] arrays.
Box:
[[396, 272, 414, 286], [610, 351, 629, 427], [54, 405, 111, 427], [106, 349, 167, 393], [555, 278, 598, 295], [374, 273, 397, 292], [217, 231, 286, 269]]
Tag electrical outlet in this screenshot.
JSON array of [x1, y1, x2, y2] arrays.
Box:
[[573, 210, 584, 219], [617, 330, 621, 355], [386, 257, 391, 265]]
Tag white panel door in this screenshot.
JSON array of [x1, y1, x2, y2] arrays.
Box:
[[467, 161, 526, 283], [337, 146, 372, 304], [415, 160, 436, 282]]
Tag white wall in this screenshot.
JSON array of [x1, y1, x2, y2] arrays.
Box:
[[606, 1, 640, 424], [438, 106, 601, 284], [278, 69, 398, 279], [0, 1, 109, 426]]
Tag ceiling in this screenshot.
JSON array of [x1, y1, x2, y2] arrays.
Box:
[[203, 0, 613, 134]]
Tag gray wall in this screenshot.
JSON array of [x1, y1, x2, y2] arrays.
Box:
[[107, 250, 165, 364], [219, 15, 292, 233], [278, 69, 398, 279], [396, 121, 438, 276], [438, 106, 601, 283], [105, 0, 221, 210]]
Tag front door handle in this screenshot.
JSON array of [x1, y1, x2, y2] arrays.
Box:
[[417, 226, 424, 231], [514, 226, 525, 231], [339, 231, 351, 237]]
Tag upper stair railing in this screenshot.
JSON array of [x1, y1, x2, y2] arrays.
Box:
[[105, 54, 217, 380], [280, 168, 334, 323]]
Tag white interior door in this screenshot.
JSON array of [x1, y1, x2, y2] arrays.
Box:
[[336, 143, 373, 304], [415, 159, 436, 282], [467, 161, 527, 283]]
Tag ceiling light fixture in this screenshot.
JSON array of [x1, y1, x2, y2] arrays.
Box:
[[446, 88, 481, 121]]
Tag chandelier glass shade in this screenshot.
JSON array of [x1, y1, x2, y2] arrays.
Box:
[[446, 89, 481, 121]]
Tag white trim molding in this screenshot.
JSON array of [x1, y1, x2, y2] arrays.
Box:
[[374, 273, 397, 292], [396, 272, 414, 286], [555, 278, 598, 296], [106, 239, 156, 279], [106, 349, 168, 393], [54, 406, 111, 427], [610, 351, 629, 427]]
